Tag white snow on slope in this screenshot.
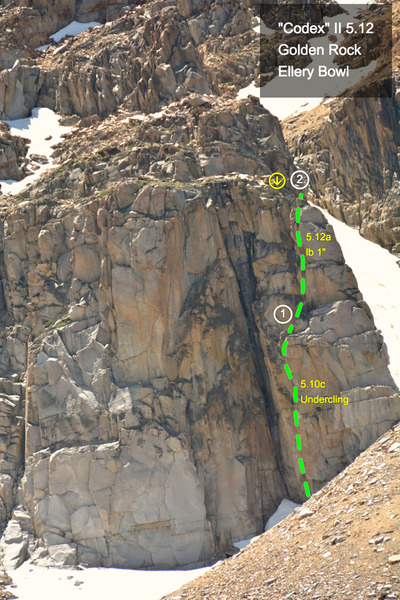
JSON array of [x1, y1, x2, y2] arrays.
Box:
[[7, 563, 211, 600], [316, 205, 400, 389], [50, 21, 101, 43], [237, 84, 322, 121], [264, 498, 300, 530], [233, 536, 260, 551], [233, 498, 301, 551], [9, 498, 301, 598], [37, 21, 101, 49], [252, 16, 275, 35], [1, 108, 72, 195]]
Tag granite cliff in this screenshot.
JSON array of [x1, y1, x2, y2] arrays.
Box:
[[0, 0, 398, 572]]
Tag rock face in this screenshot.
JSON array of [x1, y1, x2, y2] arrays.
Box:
[[0, 0, 398, 573], [282, 2, 400, 256], [0, 163, 398, 567], [18, 178, 289, 567], [284, 94, 400, 256], [0, 385, 24, 522], [0, 123, 28, 181], [22, 438, 215, 568]]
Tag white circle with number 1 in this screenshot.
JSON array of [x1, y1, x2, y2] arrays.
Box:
[[273, 304, 293, 324], [290, 170, 310, 190]]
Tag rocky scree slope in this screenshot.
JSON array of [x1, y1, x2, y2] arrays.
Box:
[[163, 422, 400, 600], [284, 92, 400, 256], [0, 0, 256, 122], [0, 0, 398, 572]]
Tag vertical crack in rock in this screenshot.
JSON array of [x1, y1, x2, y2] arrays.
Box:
[[214, 208, 290, 502]]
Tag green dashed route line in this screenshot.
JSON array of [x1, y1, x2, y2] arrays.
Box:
[[282, 192, 311, 499]]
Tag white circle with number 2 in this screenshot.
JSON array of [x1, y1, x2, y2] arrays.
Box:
[[273, 304, 293, 324], [290, 170, 310, 190]]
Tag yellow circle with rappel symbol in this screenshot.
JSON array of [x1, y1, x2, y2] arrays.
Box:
[[268, 172, 286, 189]]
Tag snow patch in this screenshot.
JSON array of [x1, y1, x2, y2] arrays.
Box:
[[36, 20, 101, 50], [253, 16, 275, 35], [233, 498, 301, 551], [315, 205, 400, 389], [1, 108, 72, 195], [265, 498, 300, 530], [237, 83, 323, 121], [233, 535, 260, 551], [36, 43, 51, 51], [7, 562, 210, 600], [50, 20, 101, 43]]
